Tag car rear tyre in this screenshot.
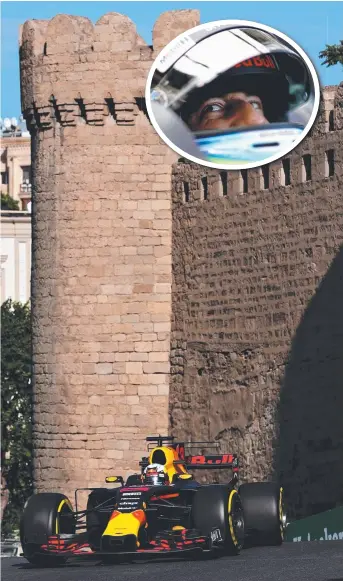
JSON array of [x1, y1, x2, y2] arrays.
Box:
[[239, 482, 286, 546], [86, 488, 118, 551], [191, 485, 244, 555], [20, 492, 75, 567]]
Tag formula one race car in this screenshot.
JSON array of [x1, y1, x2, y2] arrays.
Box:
[[20, 436, 286, 566]]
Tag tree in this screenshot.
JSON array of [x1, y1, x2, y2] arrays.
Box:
[[1, 299, 33, 537], [319, 40, 343, 67], [1, 194, 20, 211]]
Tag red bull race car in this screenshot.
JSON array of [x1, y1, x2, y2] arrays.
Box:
[[20, 436, 286, 566]]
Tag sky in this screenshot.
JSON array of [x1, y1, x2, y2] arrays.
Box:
[[1, 1, 343, 119]]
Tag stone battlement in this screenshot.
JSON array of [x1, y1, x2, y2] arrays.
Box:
[[20, 13, 342, 134], [19, 11, 200, 119]]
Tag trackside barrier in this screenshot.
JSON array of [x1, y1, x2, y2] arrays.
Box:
[[0, 539, 23, 557], [285, 507, 343, 542]]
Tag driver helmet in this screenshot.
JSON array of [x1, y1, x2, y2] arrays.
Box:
[[151, 26, 314, 132], [143, 463, 169, 486], [178, 53, 306, 130]]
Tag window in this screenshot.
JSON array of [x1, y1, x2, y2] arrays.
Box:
[[281, 159, 291, 186], [220, 172, 228, 196], [301, 155, 311, 182], [325, 150, 334, 177], [260, 165, 269, 190], [21, 165, 31, 183], [328, 110, 334, 132], [241, 169, 248, 194], [201, 176, 208, 200], [183, 181, 190, 203], [1, 171, 8, 185]]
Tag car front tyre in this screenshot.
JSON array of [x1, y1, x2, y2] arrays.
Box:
[[20, 492, 75, 567]]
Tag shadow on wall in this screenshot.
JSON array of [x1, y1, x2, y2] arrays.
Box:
[[275, 245, 343, 520]]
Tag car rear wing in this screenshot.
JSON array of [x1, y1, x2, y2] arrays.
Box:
[[173, 441, 238, 471], [174, 453, 239, 471], [144, 436, 239, 472]]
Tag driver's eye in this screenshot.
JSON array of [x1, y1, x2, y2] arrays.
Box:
[[202, 103, 224, 115], [249, 99, 262, 110]]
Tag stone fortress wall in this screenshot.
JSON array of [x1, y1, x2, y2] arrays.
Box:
[[20, 10, 342, 516], [170, 85, 343, 517]]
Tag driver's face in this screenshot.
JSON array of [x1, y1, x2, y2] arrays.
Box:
[[188, 92, 269, 131]]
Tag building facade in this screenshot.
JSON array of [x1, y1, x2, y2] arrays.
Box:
[[1, 120, 32, 210], [1, 211, 31, 304], [1, 122, 32, 304], [19, 10, 342, 517]]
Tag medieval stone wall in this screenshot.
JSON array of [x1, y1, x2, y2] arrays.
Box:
[[20, 10, 200, 500], [170, 85, 343, 517]]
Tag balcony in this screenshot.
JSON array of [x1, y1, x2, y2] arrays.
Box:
[[19, 180, 32, 196], [19, 180, 32, 211]]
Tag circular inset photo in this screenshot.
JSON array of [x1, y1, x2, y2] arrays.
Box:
[[146, 20, 320, 170]]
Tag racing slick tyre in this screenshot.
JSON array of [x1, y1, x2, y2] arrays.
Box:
[[86, 488, 119, 551], [239, 482, 286, 546], [20, 492, 75, 567], [191, 485, 244, 555]]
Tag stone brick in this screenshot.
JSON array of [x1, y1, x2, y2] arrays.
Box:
[[143, 362, 170, 374], [134, 341, 152, 352], [106, 449, 124, 460], [128, 352, 148, 362], [138, 385, 158, 396], [125, 385, 138, 395], [148, 352, 169, 362], [153, 322, 171, 333], [99, 353, 116, 363], [125, 362, 143, 374], [131, 405, 148, 415], [96, 363, 113, 375], [126, 395, 139, 405]]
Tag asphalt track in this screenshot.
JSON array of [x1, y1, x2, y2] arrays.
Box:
[[2, 542, 343, 581]]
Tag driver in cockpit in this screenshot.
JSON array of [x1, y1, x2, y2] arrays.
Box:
[[179, 54, 291, 132]]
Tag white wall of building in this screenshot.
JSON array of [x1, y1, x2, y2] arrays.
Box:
[[1, 213, 31, 304]]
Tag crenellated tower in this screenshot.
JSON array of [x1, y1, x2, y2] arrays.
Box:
[[19, 10, 200, 499]]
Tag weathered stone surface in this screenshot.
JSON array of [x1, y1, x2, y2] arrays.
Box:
[[170, 85, 343, 517], [152, 10, 200, 54]]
